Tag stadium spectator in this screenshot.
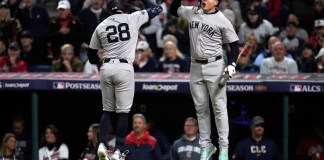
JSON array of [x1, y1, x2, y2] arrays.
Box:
[[232, 115, 280, 160], [79, 123, 100, 160], [296, 42, 317, 73], [0, 41, 27, 72], [312, 0, 324, 22], [19, 30, 51, 67], [170, 117, 200, 160], [83, 48, 103, 74], [11, 115, 31, 160], [146, 120, 171, 160], [236, 45, 259, 73], [0, 1, 22, 48], [243, 32, 264, 62], [82, 0, 107, 10], [278, 13, 309, 42], [124, 113, 162, 160], [157, 41, 189, 73], [315, 47, 324, 73], [162, 34, 178, 46], [309, 19, 324, 53], [238, 5, 278, 45], [281, 21, 305, 61], [78, 0, 109, 45], [159, 18, 190, 57], [48, 0, 84, 59], [253, 36, 294, 68], [133, 41, 158, 72], [260, 41, 298, 74], [295, 123, 324, 160], [52, 43, 83, 72], [0, 133, 23, 160], [15, 0, 50, 61], [39, 124, 69, 160], [0, 39, 7, 55]]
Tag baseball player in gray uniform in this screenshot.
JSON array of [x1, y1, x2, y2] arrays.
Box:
[[170, 0, 240, 160], [87, 0, 162, 160]]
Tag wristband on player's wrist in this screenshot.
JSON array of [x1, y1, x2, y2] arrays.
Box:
[[230, 62, 236, 67]]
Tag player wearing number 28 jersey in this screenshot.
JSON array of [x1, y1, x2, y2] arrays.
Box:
[[87, 0, 162, 159]]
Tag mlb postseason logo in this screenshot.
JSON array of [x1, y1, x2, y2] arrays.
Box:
[[53, 82, 65, 89], [290, 84, 302, 92], [290, 84, 322, 93]]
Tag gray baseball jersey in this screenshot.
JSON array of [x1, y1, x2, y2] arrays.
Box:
[[89, 10, 149, 113], [177, 6, 239, 150], [177, 6, 238, 59], [89, 10, 149, 63]]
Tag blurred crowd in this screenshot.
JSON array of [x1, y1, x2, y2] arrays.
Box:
[[0, 0, 323, 74], [1, 114, 323, 160]]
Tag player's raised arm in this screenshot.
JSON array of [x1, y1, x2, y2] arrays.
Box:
[[145, 5, 163, 19], [170, 0, 181, 17]]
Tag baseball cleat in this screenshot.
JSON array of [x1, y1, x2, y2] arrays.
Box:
[[200, 145, 217, 160], [98, 143, 109, 160], [218, 148, 228, 160], [111, 149, 129, 160]]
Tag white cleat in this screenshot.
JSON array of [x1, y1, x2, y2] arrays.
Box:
[[111, 149, 129, 160], [98, 143, 109, 160]]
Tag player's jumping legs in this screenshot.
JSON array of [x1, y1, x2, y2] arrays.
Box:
[[206, 61, 229, 160], [190, 63, 217, 160], [98, 68, 116, 160], [115, 113, 128, 151], [112, 64, 134, 160]]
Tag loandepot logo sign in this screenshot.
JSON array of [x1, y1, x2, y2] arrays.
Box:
[[3, 82, 30, 88], [53, 82, 100, 90], [142, 83, 178, 92]]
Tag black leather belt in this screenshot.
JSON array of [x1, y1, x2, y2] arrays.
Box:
[[103, 58, 128, 63], [194, 55, 222, 64]]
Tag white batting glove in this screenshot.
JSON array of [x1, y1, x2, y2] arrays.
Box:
[[224, 62, 236, 78]]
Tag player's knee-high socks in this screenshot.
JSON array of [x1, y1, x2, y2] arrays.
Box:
[[116, 113, 128, 151], [100, 111, 112, 146]]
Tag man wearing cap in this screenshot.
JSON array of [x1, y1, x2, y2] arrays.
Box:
[[48, 0, 83, 59], [238, 5, 278, 45], [232, 116, 280, 160], [134, 41, 158, 72], [15, 0, 49, 59], [309, 19, 324, 53], [281, 21, 305, 61], [0, 42, 27, 72], [19, 30, 51, 67]]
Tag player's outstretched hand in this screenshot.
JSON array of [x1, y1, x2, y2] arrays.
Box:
[[146, 5, 163, 19], [224, 62, 236, 78]]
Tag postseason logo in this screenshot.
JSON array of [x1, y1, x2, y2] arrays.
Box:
[[53, 82, 65, 89], [290, 84, 322, 93], [53, 82, 100, 90]]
